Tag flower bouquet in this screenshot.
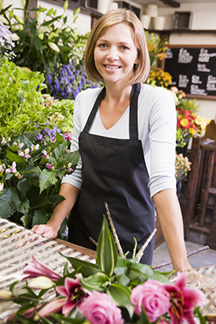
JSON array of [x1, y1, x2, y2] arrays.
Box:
[[1, 215, 207, 324], [170, 87, 209, 147], [175, 153, 191, 182]]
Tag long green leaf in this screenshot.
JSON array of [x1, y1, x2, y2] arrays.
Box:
[[96, 216, 118, 277], [107, 283, 134, 318], [59, 253, 99, 277]]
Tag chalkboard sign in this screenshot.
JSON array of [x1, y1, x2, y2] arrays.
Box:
[[162, 45, 216, 100]]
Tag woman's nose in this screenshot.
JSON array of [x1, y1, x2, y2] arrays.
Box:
[[107, 47, 119, 60]]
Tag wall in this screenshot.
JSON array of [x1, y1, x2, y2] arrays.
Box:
[[158, 2, 216, 121]]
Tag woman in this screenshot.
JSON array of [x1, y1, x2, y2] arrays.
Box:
[[32, 9, 191, 271]]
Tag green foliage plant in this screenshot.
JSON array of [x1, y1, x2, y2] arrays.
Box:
[[0, 129, 79, 234], [0, 0, 88, 75], [0, 57, 74, 140]]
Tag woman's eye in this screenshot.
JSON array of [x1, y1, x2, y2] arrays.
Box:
[[121, 45, 130, 50], [98, 43, 107, 48]]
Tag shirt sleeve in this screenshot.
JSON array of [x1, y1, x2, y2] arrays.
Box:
[[147, 87, 177, 197]]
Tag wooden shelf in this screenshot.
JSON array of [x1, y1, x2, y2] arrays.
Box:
[[147, 29, 216, 35]]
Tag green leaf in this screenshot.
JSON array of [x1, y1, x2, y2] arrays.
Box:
[[80, 272, 108, 291], [20, 213, 32, 228], [6, 149, 25, 164], [194, 307, 207, 324], [63, 0, 68, 11], [39, 169, 58, 194], [107, 283, 134, 318], [50, 313, 84, 323], [60, 253, 99, 277], [140, 307, 151, 324], [17, 198, 30, 215], [128, 263, 153, 281], [96, 216, 118, 277], [32, 210, 50, 227], [17, 177, 30, 197], [116, 274, 130, 286], [0, 188, 20, 218], [17, 92, 25, 103], [149, 273, 171, 283]]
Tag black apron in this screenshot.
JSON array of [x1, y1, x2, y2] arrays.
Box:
[[69, 83, 155, 264]]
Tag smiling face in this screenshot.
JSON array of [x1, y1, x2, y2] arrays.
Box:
[[93, 23, 139, 86]]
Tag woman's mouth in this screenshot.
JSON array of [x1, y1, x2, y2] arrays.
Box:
[[104, 64, 121, 70]]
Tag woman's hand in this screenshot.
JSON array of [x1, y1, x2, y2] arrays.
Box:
[[31, 223, 58, 239]]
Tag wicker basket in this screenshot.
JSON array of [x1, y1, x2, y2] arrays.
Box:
[[186, 266, 216, 322]]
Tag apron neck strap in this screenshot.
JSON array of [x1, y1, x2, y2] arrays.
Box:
[[130, 83, 141, 140], [83, 84, 141, 139], [84, 87, 106, 133]]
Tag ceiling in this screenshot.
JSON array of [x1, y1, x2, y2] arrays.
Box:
[[133, 0, 216, 8]]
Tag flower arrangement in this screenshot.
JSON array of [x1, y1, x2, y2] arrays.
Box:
[[169, 87, 210, 146], [145, 31, 168, 66], [0, 127, 79, 234], [175, 153, 191, 181], [147, 66, 172, 88], [1, 217, 207, 324]]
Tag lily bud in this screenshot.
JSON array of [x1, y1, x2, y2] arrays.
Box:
[[48, 42, 60, 53], [28, 276, 54, 290], [14, 15, 24, 24], [0, 290, 13, 300]]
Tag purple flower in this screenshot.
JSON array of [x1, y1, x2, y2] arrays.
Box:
[[41, 150, 49, 159], [11, 162, 17, 174], [18, 150, 24, 157], [47, 73, 52, 85], [22, 255, 62, 281], [131, 280, 171, 322], [79, 291, 124, 324], [53, 79, 60, 91], [56, 276, 89, 316], [1, 137, 7, 145], [24, 148, 31, 159], [67, 162, 73, 172], [36, 133, 43, 141], [18, 143, 24, 149], [46, 163, 52, 170], [165, 272, 206, 324]]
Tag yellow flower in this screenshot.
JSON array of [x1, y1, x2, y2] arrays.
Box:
[[180, 118, 189, 127], [189, 128, 196, 135]]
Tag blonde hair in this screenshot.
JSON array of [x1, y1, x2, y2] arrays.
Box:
[[84, 8, 150, 84]]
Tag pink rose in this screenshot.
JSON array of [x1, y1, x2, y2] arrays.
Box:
[[130, 280, 171, 323], [79, 291, 124, 324]]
